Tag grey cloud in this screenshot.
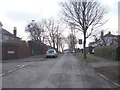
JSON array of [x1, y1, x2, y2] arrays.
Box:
[[6, 11, 42, 22]]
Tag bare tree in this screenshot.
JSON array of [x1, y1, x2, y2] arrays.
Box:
[[25, 19, 64, 52], [66, 33, 77, 52], [58, 36, 66, 53], [25, 20, 46, 42], [44, 18, 63, 51], [60, 0, 108, 58]]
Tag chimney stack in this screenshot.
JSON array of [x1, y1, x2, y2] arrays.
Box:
[[101, 30, 104, 38], [13, 27, 17, 37], [0, 21, 3, 30]]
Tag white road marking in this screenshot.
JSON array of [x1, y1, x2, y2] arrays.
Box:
[[17, 65, 21, 67], [0, 73, 5, 77], [0, 62, 33, 77], [7, 70, 14, 73], [97, 72, 120, 88]]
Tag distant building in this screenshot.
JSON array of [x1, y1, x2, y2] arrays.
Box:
[[89, 31, 118, 47], [99, 31, 118, 46], [88, 31, 118, 54], [0, 21, 30, 60]]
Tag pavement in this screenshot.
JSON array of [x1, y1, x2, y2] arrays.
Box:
[[1, 56, 44, 63], [77, 54, 120, 87], [2, 54, 117, 88], [1, 55, 48, 76]]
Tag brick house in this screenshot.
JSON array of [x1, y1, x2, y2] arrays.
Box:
[[0, 22, 30, 60]]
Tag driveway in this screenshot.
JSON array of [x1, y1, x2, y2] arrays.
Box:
[[2, 54, 117, 88]]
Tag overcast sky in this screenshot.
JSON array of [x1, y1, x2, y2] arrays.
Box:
[[0, 0, 119, 46]]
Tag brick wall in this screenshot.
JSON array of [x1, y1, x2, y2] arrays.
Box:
[[2, 40, 30, 60]]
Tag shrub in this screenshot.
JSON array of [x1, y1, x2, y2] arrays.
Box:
[[94, 45, 119, 61]]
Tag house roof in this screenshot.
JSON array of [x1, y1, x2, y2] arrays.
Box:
[[88, 42, 95, 46], [103, 32, 116, 37], [0, 28, 21, 39], [89, 32, 119, 47]]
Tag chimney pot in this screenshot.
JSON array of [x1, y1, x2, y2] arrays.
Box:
[[13, 27, 17, 37], [0, 21, 3, 30], [0, 21, 3, 26]]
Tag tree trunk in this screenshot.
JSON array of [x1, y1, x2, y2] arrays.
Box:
[[57, 44, 58, 52], [83, 34, 87, 59], [57, 38, 59, 52], [53, 39, 55, 49]]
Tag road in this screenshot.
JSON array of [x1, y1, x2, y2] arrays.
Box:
[[2, 54, 117, 88]]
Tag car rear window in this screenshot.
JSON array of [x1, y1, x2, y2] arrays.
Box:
[[48, 50, 54, 53]]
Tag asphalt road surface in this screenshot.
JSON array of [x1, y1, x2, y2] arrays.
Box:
[[2, 54, 117, 88]]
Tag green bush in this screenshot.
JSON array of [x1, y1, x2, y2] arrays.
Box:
[[28, 41, 41, 55], [94, 45, 119, 61]]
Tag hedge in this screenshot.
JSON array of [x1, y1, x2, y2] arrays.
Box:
[[94, 45, 120, 61]]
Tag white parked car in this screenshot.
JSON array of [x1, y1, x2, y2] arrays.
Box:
[[46, 49, 58, 58]]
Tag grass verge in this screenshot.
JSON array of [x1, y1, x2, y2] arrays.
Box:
[[75, 53, 100, 62], [33, 54, 45, 61]]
